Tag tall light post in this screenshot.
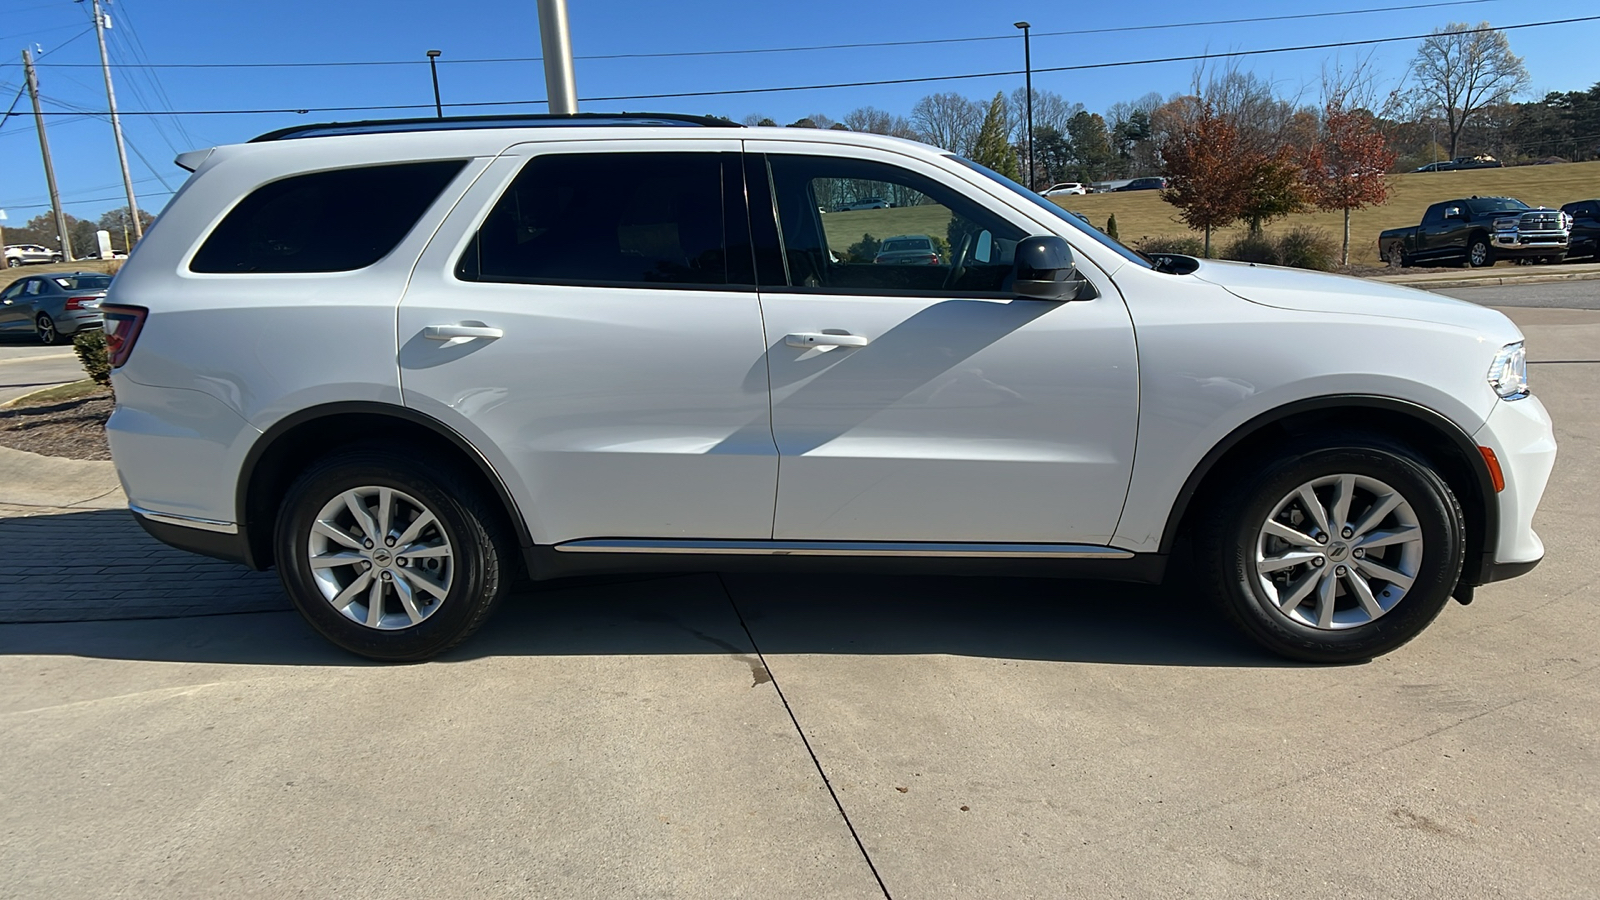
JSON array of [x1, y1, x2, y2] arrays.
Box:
[[1015, 21, 1033, 190], [426, 50, 443, 118]]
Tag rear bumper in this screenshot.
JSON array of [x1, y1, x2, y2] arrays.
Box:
[[130, 506, 258, 568]]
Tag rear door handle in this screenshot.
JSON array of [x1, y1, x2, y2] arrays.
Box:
[[785, 332, 869, 349], [423, 324, 503, 341]]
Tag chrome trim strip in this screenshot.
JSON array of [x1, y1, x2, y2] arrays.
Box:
[[128, 504, 239, 535], [553, 539, 1135, 559]]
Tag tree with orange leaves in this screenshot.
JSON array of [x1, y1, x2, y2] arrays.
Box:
[[1159, 101, 1247, 257], [1305, 101, 1399, 265]]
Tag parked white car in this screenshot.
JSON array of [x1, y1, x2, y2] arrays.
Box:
[[1041, 182, 1088, 196], [102, 115, 1555, 663], [4, 243, 63, 268]]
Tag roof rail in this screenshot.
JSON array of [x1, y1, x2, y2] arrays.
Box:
[[250, 112, 741, 143]]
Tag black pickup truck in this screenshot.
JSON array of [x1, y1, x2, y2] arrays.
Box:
[[1379, 196, 1570, 268]]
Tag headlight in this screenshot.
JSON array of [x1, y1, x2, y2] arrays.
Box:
[[1487, 342, 1529, 400]]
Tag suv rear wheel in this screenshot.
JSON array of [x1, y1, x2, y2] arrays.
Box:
[[1198, 438, 1465, 662], [274, 447, 514, 661]]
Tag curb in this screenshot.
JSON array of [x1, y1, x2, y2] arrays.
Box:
[[0, 379, 97, 410], [1373, 269, 1600, 291]]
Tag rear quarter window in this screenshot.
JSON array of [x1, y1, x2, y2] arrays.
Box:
[[190, 160, 466, 273]]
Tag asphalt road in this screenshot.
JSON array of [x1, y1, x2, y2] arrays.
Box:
[[1438, 279, 1600, 308], [1, 307, 1596, 899], [0, 341, 86, 406]]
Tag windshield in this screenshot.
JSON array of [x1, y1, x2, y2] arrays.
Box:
[[951, 155, 1152, 270], [52, 275, 112, 291], [1467, 198, 1530, 215]]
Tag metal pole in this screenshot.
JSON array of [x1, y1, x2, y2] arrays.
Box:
[[536, 0, 578, 115], [22, 49, 73, 262], [427, 50, 443, 118], [92, 0, 142, 241], [1015, 22, 1033, 189]]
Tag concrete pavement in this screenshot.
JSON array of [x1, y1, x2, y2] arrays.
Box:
[[0, 307, 1595, 898], [0, 343, 86, 407]]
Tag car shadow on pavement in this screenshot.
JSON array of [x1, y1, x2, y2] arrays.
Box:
[[0, 509, 1295, 668]]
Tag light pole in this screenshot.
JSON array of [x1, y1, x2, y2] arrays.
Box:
[[1014, 21, 1033, 190], [427, 50, 443, 118]]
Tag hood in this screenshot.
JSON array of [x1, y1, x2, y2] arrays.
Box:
[[1191, 259, 1520, 337]]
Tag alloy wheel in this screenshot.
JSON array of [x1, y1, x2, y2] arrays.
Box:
[[36, 315, 57, 345], [306, 485, 454, 630], [1253, 473, 1423, 630]]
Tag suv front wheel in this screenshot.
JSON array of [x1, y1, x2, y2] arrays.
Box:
[[1199, 439, 1465, 662], [274, 447, 514, 661]]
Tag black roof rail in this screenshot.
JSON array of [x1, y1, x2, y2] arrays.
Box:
[[250, 112, 741, 142]]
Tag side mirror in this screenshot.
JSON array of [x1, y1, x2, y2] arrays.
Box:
[[1011, 235, 1089, 301]]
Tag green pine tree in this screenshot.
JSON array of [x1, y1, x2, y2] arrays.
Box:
[[971, 92, 1020, 180]]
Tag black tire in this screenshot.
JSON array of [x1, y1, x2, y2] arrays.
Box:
[[1197, 437, 1465, 663], [274, 446, 515, 661], [1386, 244, 1409, 268], [1467, 236, 1494, 268], [36, 314, 59, 345], [5, 258, 19, 268]]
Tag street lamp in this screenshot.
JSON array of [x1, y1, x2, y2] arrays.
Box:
[[1014, 22, 1033, 190], [426, 50, 443, 118]]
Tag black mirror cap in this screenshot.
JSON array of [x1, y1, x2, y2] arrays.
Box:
[[1012, 235, 1085, 301], [1015, 235, 1075, 280]]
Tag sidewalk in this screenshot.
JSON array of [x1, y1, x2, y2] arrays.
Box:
[[1370, 260, 1600, 290], [0, 444, 286, 623]]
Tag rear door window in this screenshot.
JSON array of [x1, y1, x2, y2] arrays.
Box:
[[456, 152, 741, 289], [191, 160, 466, 273]]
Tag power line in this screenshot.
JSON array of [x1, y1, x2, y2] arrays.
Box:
[[25, 15, 1600, 116], [28, 0, 1517, 70]]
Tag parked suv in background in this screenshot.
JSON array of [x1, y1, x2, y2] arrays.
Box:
[[1113, 177, 1166, 192], [1561, 199, 1600, 260], [4, 244, 63, 268], [103, 114, 1555, 663]]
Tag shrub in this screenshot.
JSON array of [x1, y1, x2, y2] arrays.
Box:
[[1135, 234, 1206, 257], [1221, 232, 1277, 265], [1275, 226, 1339, 272], [844, 233, 881, 263], [1106, 214, 1119, 241], [74, 329, 112, 388]]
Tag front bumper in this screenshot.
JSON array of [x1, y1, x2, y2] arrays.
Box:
[[1471, 394, 1557, 581], [1491, 231, 1569, 254]]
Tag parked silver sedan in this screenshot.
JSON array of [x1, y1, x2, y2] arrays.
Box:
[[0, 271, 111, 344]]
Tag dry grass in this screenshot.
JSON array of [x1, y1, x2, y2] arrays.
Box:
[[1053, 160, 1600, 266], [0, 258, 121, 294]]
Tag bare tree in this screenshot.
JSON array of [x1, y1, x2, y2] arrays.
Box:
[[911, 92, 984, 154], [1007, 87, 1081, 142], [844, 106, 918, 139], [1409, 22, 1530, 157]]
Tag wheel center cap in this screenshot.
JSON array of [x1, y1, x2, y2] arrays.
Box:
[[372, 549, 392, 566], [1327, 543, 1350, 562]]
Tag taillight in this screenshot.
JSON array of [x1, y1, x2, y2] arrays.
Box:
[[926, 254, 940, 265], [64, 296, 96, 310], [101, 304, 147, 368]]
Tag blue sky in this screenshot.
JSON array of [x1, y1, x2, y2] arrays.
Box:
[[1, 0, 1597, 227]]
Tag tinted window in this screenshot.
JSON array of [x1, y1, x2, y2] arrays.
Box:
[[765, 154, 1026, 294], [0, 281, 24, 301], [1422, 204, 1444, 225], [1465, 198, 1529, 215], [52, 275, 111, 291], [459, 153, 732, 288], [191, 160, 466, 274], [881, 238, 931, 252]]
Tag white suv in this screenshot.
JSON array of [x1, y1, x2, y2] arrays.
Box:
[[102, 114, 1556, 662], [5, 243, 63, 267]]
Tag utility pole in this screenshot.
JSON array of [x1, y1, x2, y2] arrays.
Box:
[[1015, 22, 1034, 190], [22, 49, 73, 262], [426, 50, 443, 118], [536, 0, 578, 114], [89, 0, 142, 241]]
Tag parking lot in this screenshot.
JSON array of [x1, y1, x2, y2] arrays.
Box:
[[2, 302, 1596, 898]]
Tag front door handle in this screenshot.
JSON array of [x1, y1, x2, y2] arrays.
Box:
[[785, 332, 870, 349], [424, 324, 503, 341]]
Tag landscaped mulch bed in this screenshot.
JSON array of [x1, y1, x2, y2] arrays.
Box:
[[0, 392, 114, 460]]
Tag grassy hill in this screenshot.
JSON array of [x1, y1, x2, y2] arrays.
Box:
[[1053, 160, 1600, 266], [1, 259, 121, 294]]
